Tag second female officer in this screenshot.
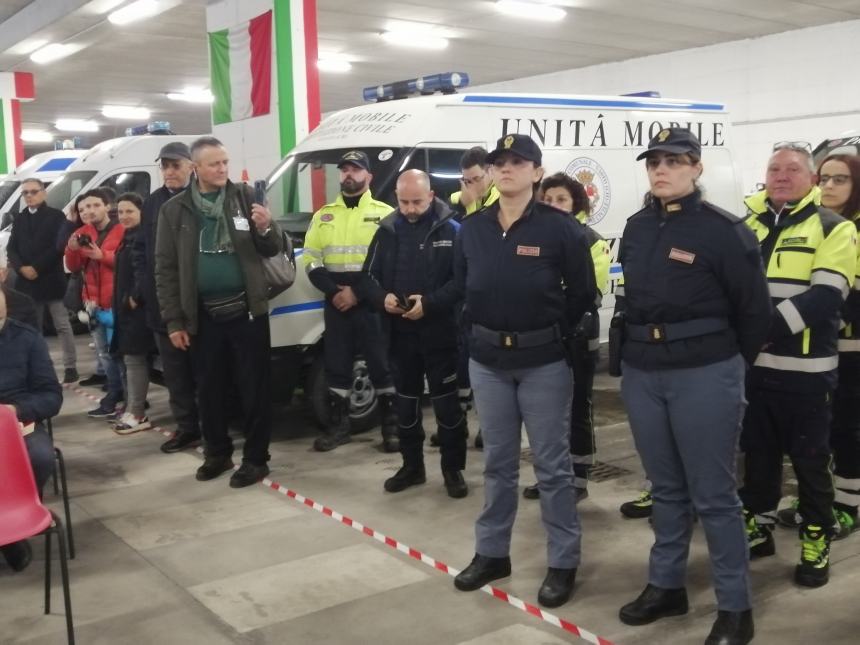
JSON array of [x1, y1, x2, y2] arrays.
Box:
[[615, 128, 771, 644], [450, 134, 596, 608]]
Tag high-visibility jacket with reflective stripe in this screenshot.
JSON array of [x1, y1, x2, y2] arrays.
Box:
[[744, 188, 857, 391], [838, 211, 860, 353], [573, 210, 610, 348], [450, 184, 500, 218], [303, 191, 393, 282]]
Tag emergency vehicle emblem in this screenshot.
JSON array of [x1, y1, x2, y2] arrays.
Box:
[[564, 157, 612, 225], [504, 135, 514, 149], [320, 213, 334, 222], [658, 129, 671, 142]]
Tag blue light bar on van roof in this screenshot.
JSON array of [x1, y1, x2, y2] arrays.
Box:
[[623, 91, 662, 98], [462, 95, 724, 111], [124, 121, 173, 136], [36, 157, 78, 172], [363, 72, 470, 102]]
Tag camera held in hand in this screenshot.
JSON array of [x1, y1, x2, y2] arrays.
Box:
[[77, 233, 92, 247]]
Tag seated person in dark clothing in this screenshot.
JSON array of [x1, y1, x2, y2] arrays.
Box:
[[1, 278, 39, 329], [0, 287, 63, 571]]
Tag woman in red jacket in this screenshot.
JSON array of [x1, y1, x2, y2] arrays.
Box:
[[64, 188, 125, 417]]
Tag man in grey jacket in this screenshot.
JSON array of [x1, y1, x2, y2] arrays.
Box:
[[155, 136, 283, 488]]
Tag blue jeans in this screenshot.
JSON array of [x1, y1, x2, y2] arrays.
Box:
[[469, 358, 581, 569], [91, 319, 123, 408]]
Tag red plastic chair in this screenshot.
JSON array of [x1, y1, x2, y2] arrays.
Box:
[[0, 406, 74, 644]]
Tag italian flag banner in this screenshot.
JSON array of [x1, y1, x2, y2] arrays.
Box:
[[209, 10, 273, 125]]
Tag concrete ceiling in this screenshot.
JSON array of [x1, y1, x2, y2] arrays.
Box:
[[2, 0, 860, 155]]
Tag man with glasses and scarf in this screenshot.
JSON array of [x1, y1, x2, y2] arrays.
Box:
[[740, 141, 857, 588], [155, 136, 284, 488]]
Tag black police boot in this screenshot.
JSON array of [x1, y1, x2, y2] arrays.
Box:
[[313, 393, 352, 452], [443, 470, 468, 498], [384, 461, 426, 493], [619, 584, 688, 626], [160, 429, 201, 453], [454, 554, 511, 591], [538, 568, 577, 608], [429, 432, 440, 447], [474, 428, 483, 449], [705, 609, 754, 645], [377, 393, 400, 453], [195, 455, 235, 481]]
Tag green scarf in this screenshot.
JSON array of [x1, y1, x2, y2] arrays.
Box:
[[191, 180, 232, 252]]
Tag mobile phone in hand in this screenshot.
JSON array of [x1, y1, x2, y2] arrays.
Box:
[[254, 179, 267, 205], [397, 294, 413, 310]]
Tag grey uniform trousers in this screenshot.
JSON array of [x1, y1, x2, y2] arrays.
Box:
[[470, 358, 581, 569], [621, 354, 751, 612]]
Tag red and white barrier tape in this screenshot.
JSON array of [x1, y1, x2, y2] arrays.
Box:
[[63, 383, 617, 645]]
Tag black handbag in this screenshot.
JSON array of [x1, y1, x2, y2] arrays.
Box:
[[201, 291, 248, 322], [63, 272, 84, 312]]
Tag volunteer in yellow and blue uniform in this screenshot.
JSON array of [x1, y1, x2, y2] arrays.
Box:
[[739, 142, 857, 589], [449, 146, 500, 220], [614, 128, 771, 645], [523, 172, 610, 502], [303, 151, 398, 453], [451, 134, 596, 609]]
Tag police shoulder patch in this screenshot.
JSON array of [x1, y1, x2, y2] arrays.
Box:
[[320, 213, 334, 222]]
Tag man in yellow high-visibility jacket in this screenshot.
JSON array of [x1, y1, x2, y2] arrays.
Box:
[[303, 151, 398, 453], [740, 142, 857, 589]]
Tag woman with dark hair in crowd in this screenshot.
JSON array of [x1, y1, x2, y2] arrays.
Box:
[[777, 153, 860, 536], [109, 192, 154, 433], [520, 172, 609, 504]]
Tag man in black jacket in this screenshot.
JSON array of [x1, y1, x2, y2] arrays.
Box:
[[361, 169, 468, 498], [6, 178, 78, 382], [132, 142, 200, 453]]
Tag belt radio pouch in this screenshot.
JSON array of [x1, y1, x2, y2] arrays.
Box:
[[608, 312, 625, 377]]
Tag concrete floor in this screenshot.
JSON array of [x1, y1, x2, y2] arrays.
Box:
[[2, 337, 859, 645]]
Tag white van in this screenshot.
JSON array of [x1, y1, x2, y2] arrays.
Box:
[[0, 149, 87, 227], [262, 91, 742, 426], [43, 133, 201, 212]]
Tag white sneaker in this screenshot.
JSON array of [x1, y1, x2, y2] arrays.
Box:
[[113, 413, 151, 435]]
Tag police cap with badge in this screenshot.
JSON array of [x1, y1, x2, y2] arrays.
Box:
[[337, 150, 371, 171], [486, 133, 543, 165], [636, 127, 701, 160]]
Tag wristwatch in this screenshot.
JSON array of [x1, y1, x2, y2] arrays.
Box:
[[258, 225, 272, 236]]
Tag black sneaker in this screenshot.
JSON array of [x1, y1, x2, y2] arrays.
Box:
[[87, 404, 116, 418], [195, 456, 234, 481], [229, 462, 270, 488], [620, 490, 653, 518], [744, 509, 776, 558], [62, 368, 79, 384], [79, 373, 107, 387], [795, 524, 831, 588], [384, 464, 426, 493], [705, 609, 754, 645], [160, 431, 201, 453]]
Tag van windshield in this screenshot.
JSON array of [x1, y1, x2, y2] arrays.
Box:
[[265, 147, 409, 237], [45, 171, 97, 210]]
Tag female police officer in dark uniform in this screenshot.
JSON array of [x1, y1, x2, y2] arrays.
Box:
[[614, 128, 771, 644], [450, 134, 596, 608]]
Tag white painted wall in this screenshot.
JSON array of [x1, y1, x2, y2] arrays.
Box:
[[471, 19, 860, 194]]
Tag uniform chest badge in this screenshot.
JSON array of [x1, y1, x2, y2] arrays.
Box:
[[320, 213, 334, 222], [516, 245, 540, 256], [668, 247, 696, 264], [363, 216, 380, 223]]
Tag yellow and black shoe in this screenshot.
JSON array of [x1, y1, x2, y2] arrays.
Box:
[[743, 509, 775, 558], [794, 524, 831, 588], [620, 490, 653, 519]]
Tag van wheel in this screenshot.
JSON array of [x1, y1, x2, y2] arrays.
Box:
[[306, 355, 379, 433]]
